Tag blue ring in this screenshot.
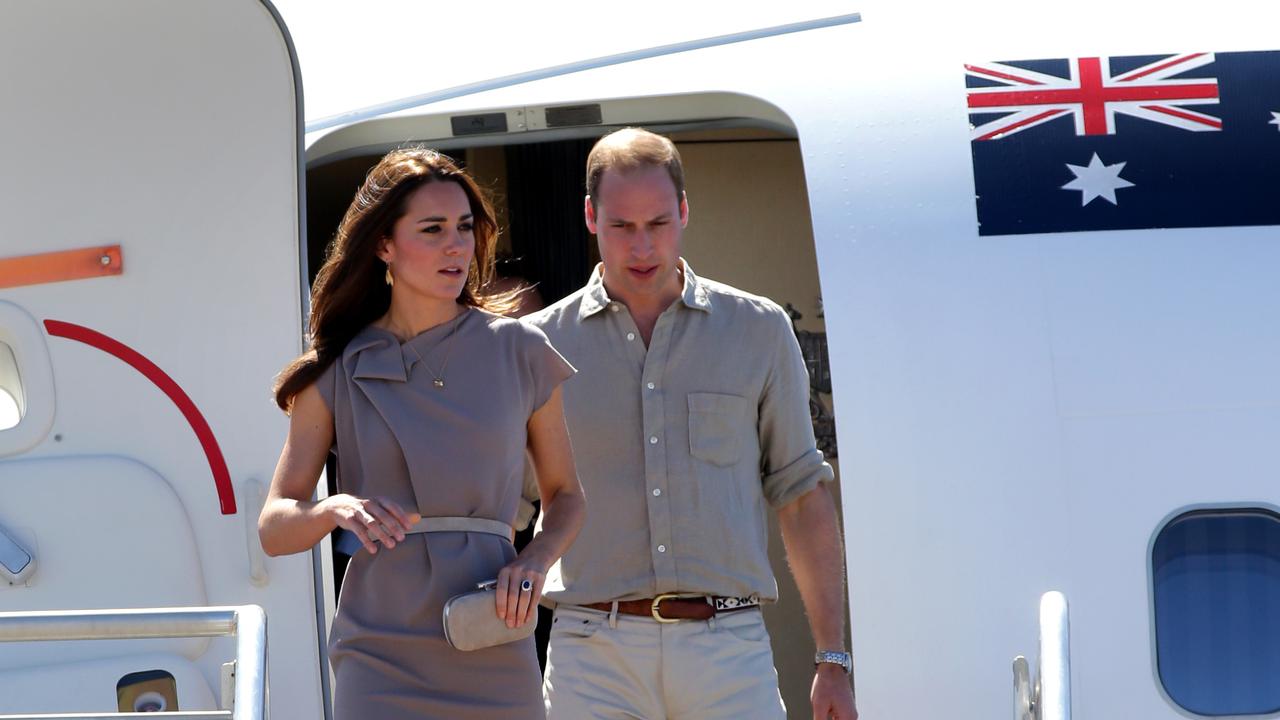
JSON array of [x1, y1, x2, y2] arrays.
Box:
[[520, 579, 533, 592]]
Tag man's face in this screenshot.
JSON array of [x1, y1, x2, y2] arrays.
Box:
[[586, 165, 688, 306]]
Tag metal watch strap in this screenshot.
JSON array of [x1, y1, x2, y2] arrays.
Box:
[[814, 650, 852, 673]]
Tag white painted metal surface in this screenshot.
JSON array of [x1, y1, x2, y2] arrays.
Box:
[[0, 1, 318, 717]]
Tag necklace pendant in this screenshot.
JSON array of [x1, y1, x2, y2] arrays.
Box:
[[433, 378, 445, 389]]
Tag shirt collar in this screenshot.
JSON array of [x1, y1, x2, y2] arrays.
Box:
[[578, 259, 713, 320], [577, 264, 613, 319], [679, 260, 714, 313]]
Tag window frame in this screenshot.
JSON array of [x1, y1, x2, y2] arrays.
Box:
[[0, 302, 55, 456], [1148, 503, 1280, 719]]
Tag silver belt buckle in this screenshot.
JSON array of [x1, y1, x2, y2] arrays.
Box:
[[650, 593, 706, 623]]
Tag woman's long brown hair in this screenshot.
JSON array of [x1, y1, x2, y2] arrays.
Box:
[[274, 147, 515, 410]]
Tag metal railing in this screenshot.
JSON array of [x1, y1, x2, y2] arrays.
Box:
[[1038, 592, 1070, 720], [0, 606, 267, 720], [1013, 591, 1071, 720]]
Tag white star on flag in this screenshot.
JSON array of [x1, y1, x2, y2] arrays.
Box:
[[1270, 111, 1280, 130], [1062, 153, 1135, 206]]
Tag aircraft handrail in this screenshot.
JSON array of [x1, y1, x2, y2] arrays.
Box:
[[1037, 591, 1071, 720], [1012, 591, 1071, 720], [0, 606, 266, 720]]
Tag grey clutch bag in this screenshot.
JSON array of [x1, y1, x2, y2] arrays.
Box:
[[443, 579, 537, 651]]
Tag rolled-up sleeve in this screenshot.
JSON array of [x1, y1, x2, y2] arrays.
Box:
[[758, 306, 834, 508]]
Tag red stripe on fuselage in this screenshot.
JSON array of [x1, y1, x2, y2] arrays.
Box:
[[44, 320, 237, 515]]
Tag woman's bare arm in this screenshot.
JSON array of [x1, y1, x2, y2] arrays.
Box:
[[495, 385, 586, 627], [258, 383, 418, 557]]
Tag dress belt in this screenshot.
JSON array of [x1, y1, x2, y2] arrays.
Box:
[[335, 516, 514, 556]]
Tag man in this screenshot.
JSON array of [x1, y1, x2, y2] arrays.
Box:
[[526, 127, 858, 719]]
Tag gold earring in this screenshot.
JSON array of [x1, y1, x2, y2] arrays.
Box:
[[385, 263, 394, 287]]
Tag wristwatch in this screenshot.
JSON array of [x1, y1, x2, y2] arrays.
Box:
[[814, 650, 852, 673]]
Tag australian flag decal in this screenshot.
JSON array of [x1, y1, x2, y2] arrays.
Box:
[[965, 51, 1280, 236]]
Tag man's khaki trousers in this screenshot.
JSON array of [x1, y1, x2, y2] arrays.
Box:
[[543, 604, 788, 719]]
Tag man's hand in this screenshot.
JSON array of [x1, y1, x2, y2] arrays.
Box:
[[811, 664, 858, 720]]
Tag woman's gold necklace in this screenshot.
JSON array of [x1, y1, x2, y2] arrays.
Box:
[[405, 309, 465, 389]]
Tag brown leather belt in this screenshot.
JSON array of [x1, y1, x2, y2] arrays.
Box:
[[581, 593, 760, 623]]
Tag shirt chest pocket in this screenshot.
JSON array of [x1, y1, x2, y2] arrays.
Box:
[[688, 392, 749, 467]]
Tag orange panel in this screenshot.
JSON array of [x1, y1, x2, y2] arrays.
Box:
[[0, 245, 123, 289]]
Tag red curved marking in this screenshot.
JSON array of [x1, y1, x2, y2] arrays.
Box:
[[44, 320, 237, 515]]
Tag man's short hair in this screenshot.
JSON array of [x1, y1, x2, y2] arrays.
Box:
[[586, 128, 685, 210]]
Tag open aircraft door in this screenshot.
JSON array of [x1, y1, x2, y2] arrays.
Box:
[[0, 1, 327, 717]]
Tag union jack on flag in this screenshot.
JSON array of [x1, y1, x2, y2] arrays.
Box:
[[966, 54, 1221, 140], [965, 50, 1280, 236]]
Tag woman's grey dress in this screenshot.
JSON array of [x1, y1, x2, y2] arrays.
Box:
[[313, 308, 575, 719]]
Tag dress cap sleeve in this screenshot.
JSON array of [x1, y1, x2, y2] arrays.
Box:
[[310, 356, 339, 414], [521, 324, 576, 412]]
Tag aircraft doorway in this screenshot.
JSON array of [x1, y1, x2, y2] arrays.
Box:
[[305, 117, 845, 717]]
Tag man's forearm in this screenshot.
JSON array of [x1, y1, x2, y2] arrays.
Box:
[[776, 483, 848, 650]]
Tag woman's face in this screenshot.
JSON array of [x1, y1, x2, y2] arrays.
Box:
[[379, 181, 476, 304]]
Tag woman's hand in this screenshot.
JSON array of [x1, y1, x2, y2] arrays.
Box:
[[324, 494, 420, 554], [495, 554, 549, 629]]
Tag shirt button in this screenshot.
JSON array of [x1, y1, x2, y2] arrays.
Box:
[[657, 545, 667, 553], [649, 436, 658, 445], [652, 488, 662, 497], [646, 382, 656, 390], [626, 332, 636, 341], [610, 304, 620, 312]]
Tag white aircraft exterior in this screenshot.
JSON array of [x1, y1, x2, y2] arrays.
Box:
[[2, 1, 1278, 719]]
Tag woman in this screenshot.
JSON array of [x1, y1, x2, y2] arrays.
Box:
[[259, 148, 585, 719]]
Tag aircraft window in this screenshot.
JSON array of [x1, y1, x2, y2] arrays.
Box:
[[0, 342, 22, 431], [1152, 509, 1280, 716]]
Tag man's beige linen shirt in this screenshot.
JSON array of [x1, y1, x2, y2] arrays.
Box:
[[526, 261, 834, 605]]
